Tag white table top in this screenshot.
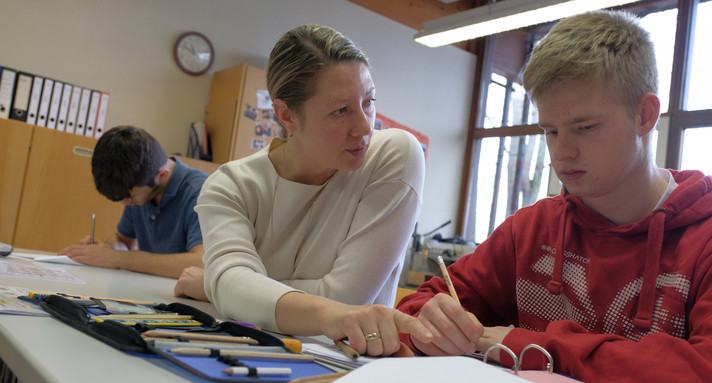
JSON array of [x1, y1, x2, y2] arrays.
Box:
[[0, 250, 221, 383]]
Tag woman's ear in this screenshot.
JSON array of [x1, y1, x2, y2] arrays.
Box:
[[637, 92, 661, 136], [272, 99, 297, 137]]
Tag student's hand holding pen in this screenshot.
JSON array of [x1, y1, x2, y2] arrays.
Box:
[[58, 242, 123, 269], [77, 235, 101, 246]]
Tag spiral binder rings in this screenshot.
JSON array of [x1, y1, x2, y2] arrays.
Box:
[[484, 343, 580, 382]]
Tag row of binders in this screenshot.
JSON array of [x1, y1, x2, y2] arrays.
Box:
[[0, 65, 109, 139]]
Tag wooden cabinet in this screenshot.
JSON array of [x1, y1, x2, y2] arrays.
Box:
[[0, 118, 123, 252], [204, 63, 276, 164], [0, 119, 33, 244]]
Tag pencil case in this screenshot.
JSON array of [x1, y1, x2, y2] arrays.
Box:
[[39, 294, 334, 382]]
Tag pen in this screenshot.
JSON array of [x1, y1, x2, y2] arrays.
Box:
[[223, 366, 292, 377], [90, 213, 96, 244], [438, 255, 461, 306], [169, 347, 315, 361], [333, 339, 360, 361]]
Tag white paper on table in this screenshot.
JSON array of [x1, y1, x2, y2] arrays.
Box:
[[0, 260, 85, 283], [302, 342, 379, 369], [10, 251, 84, 266], [335, 356, 529, 382], [0, 286, 50, 316]]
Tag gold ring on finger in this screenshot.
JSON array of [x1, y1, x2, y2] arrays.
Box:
[[365, 332, 381, 341]]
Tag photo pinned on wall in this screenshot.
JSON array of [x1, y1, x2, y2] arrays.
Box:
[[243, 104, 258, 120], [251, 137, 267, 151], [255, 121, 271, 137], [256, 89, 273, 110]]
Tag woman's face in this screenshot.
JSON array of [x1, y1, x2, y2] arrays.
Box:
[[287, 61, 375, 182]]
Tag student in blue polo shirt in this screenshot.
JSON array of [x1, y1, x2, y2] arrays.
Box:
[[60, 126, 208, 278]]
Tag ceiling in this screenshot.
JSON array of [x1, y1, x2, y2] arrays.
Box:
[[347, 0, 483, 53]]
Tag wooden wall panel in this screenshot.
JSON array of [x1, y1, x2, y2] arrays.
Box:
[[0, 119, 34, 244], [13, 128, 123, 252]]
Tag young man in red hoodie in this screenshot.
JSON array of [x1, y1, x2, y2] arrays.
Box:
[[397, 10, 712, 382]]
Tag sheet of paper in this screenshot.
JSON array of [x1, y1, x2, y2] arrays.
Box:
[[302, 342, 379, 369], [335, 356, 528, 382], [0, 259, 85, 283], [10, 251, 83, 266], [0, 286, 49, 316]]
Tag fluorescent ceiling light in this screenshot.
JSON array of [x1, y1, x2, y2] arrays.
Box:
[[415, 0, 641, 48]]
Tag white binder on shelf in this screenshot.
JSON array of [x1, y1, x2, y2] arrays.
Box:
[[10, 72, 33, 122], [84, 90, 100, 138], [0, 67, 17, 119], [94, 91, 110, 139], [46, 80, 64, 129], [36, 78, 54, 127], [56, 83, 73, 132], [65, 85, 82, 134], [74, 87, 91, 135], [26, 75, 44, 125]]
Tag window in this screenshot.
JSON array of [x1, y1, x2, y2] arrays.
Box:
[[686, 1, 712, 111], [680, 126, 712, 174], [461, 0, 712, 243]]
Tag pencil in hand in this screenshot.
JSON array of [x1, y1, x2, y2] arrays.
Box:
[[438, 255, 461, 306], [334, 339, 360, 361]]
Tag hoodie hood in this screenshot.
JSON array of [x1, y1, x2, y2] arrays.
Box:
[[547, 170, 712, 331]]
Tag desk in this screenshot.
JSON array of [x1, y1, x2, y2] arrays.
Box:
[[0, 250, 220, 383]]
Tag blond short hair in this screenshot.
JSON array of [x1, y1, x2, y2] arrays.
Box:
[[522, 11, 657, 115]]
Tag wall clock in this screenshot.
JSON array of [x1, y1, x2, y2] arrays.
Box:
[[173, 31, 214, 76]]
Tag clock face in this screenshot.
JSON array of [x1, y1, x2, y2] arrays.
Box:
[[174, 32, 214, 75]]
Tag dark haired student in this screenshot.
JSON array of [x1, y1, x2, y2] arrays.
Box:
[[60, 125, 208, 278]]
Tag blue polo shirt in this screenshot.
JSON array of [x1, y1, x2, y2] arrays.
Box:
[[117, 157, 208, 253]]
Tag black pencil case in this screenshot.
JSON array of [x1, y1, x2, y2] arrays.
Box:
[[39, 294, 333, 382]]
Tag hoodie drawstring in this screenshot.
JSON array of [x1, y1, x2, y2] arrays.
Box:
[[547, 202, 571, 295], [633, 209, 668, 331]]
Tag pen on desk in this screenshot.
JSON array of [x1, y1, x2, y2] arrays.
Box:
[[223, 366, 292, 377], [169, 347, 315, 361], [333, 339, 360, 361], [90, 213, 96, 244], [438, 255, 461, 306]]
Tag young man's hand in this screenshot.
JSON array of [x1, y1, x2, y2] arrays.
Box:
[[411, 293, 485, 356], [59, 243, 123, 269]]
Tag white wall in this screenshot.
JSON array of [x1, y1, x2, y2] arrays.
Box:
[[0, 0, 476, 237]]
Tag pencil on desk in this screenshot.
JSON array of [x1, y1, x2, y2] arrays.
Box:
[[142, 330, 258, 344], [289, 371, 350, 383], [438, 255, 461, 306], [333, 339, 359, 361]]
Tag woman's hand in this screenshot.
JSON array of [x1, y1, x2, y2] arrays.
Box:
[[275, 292, 433, 356], [174, 266, 210, 302]]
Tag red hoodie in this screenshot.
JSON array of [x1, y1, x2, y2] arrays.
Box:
[[398, 170, 712, 382]]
